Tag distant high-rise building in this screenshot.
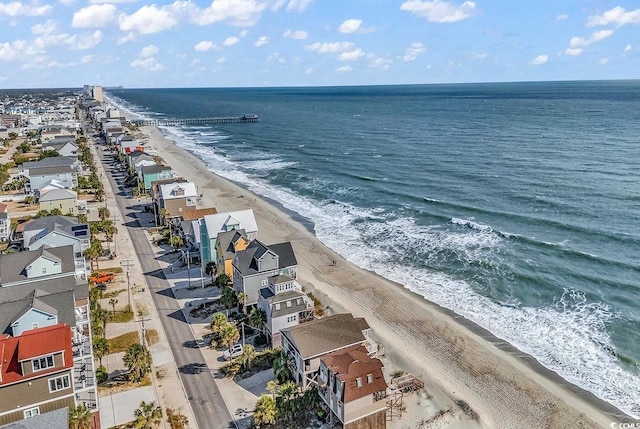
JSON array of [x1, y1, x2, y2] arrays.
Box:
[[91, 86, 103, 103]]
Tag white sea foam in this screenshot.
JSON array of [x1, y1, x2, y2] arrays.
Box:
[[108, 96, 640, 418]]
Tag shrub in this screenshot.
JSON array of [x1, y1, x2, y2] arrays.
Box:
[[254, 334, 268, 347], [96, 366, 108, 384]]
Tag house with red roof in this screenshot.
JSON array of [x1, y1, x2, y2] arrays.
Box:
[[318, 344, 388, 429]]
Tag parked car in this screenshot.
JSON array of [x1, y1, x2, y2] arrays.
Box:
[[95, 283, 107, 291], [222, 343, 243, 360], [91, 272, 114, 283]]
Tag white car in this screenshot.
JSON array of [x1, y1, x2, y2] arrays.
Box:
[[222, 343, 243, 360]]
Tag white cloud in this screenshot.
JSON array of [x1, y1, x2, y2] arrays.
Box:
[[217, 57, 226, 63], [400, 0, 477, 23], [81, 54, 93, 63], [118, 4, 177, 34], [337, 48, 363, 61], [0, 1, 52, 16], [565, 48, 582, 56], [305, 67, 313, 74], [254, 36, 268, 47], [368, 57, 392, 69], [587, 6, 640, 28], [599, 57, 609, 64], [117, 32, 136, 44], [72, 3, 117, 28], [305, 41, 354, 53], [286, 0, 313, 12], [191, 58, 200, 65], [336, 65, 352, 73], [239, 29, 249, 38], [0, 41, 24, 61], [268, 52, 286, 63], [470, 51, 487, 60], [67, 30, 103, 49], [339, 19, 361, 34], [58, 0, 75, 6], [195, 40, 216, 51], [403, 41, 426, 61], [566, 29, 614, 55], [223, 36, 240, 46], [46, 60, 76, 68], [283, 29, 308, 40], [624, 44, 632, 52], [130, 57, 164, 71], [31, 19, 57, 34], [140, 44, 158, 57], [191, 0, 266, 26], [529, 54, 548, 65], [556, 14, 568, 20]]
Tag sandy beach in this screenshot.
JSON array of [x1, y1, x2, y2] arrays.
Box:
[[138, 124, 627, 429]]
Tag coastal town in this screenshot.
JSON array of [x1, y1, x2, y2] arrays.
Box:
[[0, 86, 626, 429]]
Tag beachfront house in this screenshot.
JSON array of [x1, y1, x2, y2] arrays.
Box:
[[318, 345, 388, 429], [179, 207, 218, 251], [158, 181, 198, 219], [199, 209, 258, 264], [280, 313, 378, 389], [141, 164, 173, 192], [257, 274, 314, 347], [214, 229, 250, 281], [232, 240, 297, 307]]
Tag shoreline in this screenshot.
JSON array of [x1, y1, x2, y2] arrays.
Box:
[[137, 123, 632, 427]]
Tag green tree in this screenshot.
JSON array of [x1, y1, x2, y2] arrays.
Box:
[[98, 206, 110, 221], [220, 286, 237, 309], [266, 379, 279, 400], [133, 401, 162, 429], [85, 238, 103, 270], [91, 305, 108, 338], [94, 188, 104, 202], [249, 308, 266, 329], [123, 343, 152, 382], [275, 381, 298, 422], [272, 347, 290, 383], [109, 298, 118, 314], [205, 261, 216, 284], [170, 235, 183, 249], [68, 404, 91, 429], [215, 273, 231, 288], [219, 324, 240, 356], [253, 395, 277, 426], [237, 292, 247, 312], [49, 208, 62, 215], [23, 195, 35, 206], [241, 344, 256, 370], [210, 312, 228, 334], [38, 149, 60, 159], [92, 336, 110, 367]]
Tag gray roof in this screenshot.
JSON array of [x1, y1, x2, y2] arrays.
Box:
[[0, 245, 76, 285], [28, 165, 75, 176], [0, 406, 68, 429], [280, 313, 369, 359], [38, 188, 76, 202], [234, 240, 297, 276], [216, 229, 247, 260], [0, 288, 76, 335], [22, 215, 79, 233], [142, 164, 171, 174], [260, 288, 309, 318], [22, 156, 76, 170]]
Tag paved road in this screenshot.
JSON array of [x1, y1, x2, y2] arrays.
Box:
[[96, 143, 235, 429]]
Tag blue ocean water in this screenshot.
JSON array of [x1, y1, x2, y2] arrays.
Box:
[[107, 81, 640, 417]]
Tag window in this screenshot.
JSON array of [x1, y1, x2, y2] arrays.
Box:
[[261, 279, 268, 286], [275, 303, 281, 311], [24, 407, 40, 418], [33, 355, 54, 371], [296, 298, 301, 305], [356, 377, 362, 387], [286, 300, 292, 308], [32, 322, 39, 329], [48, 374, 70, 392], [42, 267, 47, 274], [367, 374, 373, 384]]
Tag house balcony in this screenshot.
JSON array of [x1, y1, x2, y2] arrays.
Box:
[[363, 338, 378, 356], [72, 333, 92, 360], [75, 390, 98, 411], [73, 359, 96, 392]]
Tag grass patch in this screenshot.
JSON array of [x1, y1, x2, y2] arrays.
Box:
[[306, 291, 324, 317], [107, 331, 139, 353], [146, 328, 159, 346], [103, 288, 125, 299], [108, 309, 134, 323], [92, 266, 123, 275], [97, 373, 151, 395]]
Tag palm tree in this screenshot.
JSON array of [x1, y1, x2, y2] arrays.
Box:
[[123, 343, 152, 382], [253, 395, 277, 426], [84, 238, 103, 270], [237, 292, 247, 312], [91, 306, 109, 338], [241, 344, 256, 370], [266, 379, 279, 400], [210, 312, 228, 334], [219, 324, 240, 356], [108, 298, 118, 314], [249, 308, 266, 329], [220, 286, 238, 309], [98, 206, 110, 221], [215, 273, 231, 288], [92, 337, 110, 367], [205, 261, 216, 283], [133, 401, 162, 429], [276, 381, 298, 422], [272, 347, 290, 383], [68, 404, 91, 429]]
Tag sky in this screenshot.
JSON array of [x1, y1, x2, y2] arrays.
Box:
[[0, 0, 639, 88]]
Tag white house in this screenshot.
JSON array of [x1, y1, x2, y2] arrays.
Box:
[[199, 209, 258, 264]]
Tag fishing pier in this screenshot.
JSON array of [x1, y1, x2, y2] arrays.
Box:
[[129, 114, 259, 127]]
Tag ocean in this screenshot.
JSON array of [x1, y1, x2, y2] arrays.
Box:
[[106, 81, 640, 418]]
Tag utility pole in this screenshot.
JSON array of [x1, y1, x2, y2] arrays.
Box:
[[136, 307, 151, 347], [121, 258, 134, 309], [186, 249, 191, 288]]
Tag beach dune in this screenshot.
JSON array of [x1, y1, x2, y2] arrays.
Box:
[[140, 125, 624, 428]]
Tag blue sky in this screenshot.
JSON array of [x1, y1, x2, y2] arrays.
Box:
[[0, 0, 638, 88]]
